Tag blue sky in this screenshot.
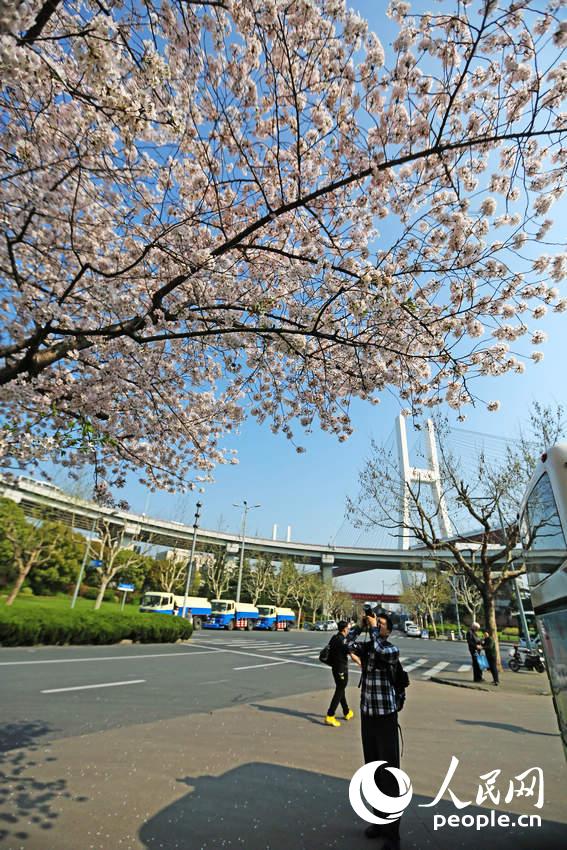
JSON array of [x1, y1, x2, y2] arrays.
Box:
[[45, 1, 567, 593]]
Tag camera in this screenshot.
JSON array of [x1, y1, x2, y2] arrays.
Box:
[[361, 602, 376, 629]]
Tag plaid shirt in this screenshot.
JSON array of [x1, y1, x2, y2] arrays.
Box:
[[346, 626, 399, 716]]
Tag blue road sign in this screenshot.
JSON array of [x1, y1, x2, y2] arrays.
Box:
[[117, 583, 135, 592]]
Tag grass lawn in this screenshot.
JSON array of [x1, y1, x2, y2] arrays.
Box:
[[0, 593, 141, 615]]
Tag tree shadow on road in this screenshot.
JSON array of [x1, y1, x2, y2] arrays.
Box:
[[0, 720, 88, 846], [138, 762, 566, 850], [456, 719, 560, 738]]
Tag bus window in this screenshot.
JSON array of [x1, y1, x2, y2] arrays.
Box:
[[520, 472, 566, 586]]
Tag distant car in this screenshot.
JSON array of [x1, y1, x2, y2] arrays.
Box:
[[302, 622, 315, 630], [406, 623, 421, 637], [315, 620, 337, 631]]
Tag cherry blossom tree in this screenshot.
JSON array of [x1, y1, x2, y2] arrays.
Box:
[[1, 0, 566, 491]]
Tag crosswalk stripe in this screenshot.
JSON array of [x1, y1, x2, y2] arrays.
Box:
[[422, 661, 449, 678], [285, 649, 317, 655], [458, 664, 471, 672], [272, 646, 311, 653], [403, 658, 428, 672]]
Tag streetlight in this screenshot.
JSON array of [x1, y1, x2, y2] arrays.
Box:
[[233, 500, 261, 603], [71, 515, 99, 609], [448, 572, 464, 641], [181, 501, 202, 618]]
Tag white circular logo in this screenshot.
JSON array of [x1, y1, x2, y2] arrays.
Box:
[[349, 761, 413, 824]]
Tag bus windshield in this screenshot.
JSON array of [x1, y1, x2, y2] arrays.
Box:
[[257, 607, 272, 616], [212, 602, 230, 612], [142, 594, 165, 607]]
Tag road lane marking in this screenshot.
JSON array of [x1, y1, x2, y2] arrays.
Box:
[[189, 641, 325, 669], [41, 679, 146, 694], [458, 664, 471, 671], [271, 646, 311, 653], [403, 658, 428, 672], [233, 660, 291, 671], [422, 662, 450, 678], [0, 650, 216, 667], [201, 679, 230, 685]]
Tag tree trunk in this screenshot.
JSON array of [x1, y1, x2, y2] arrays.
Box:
[[427, 608, 438, 638], [483, 591, 501, 671], [5, 563, 32, 606], [94, 575, 111, 610]]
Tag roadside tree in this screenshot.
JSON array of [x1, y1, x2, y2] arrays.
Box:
[[245, 554, 274, 606], [399, 571, 451, 638], [453, 575, 484, 626], [90, 521, 155, 609], [303, 573, 325, 625], [348, 406, 566, 668], [268, 559, 297, 608], [0, 499, 64, 604], [26, 522, 86, 596], [201, 546, 236, 601]]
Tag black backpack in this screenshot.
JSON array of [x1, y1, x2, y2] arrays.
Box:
[[319, 639, 334, 666], [388, 659, 410, 711]]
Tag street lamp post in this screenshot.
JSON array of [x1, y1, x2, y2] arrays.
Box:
[[181, 501, 202, 618], [234, 501, 261, 604], [449, 573, 464, 640], [71, 515, 99, 609]]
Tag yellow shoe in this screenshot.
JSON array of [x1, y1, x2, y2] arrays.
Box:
[[344, 709, 354, 721], [325, 715, 341, 727]]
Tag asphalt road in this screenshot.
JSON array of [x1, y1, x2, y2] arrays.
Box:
[[1, 629, 565, 850], [0, 629, 473, 747]]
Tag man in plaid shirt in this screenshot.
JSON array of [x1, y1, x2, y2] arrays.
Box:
[[347, 607, 403, 849]]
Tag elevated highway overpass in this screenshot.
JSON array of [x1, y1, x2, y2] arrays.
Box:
[[0, 475, 451, 579]]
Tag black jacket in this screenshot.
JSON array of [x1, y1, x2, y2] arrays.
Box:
[[466, 629, 481, 655], [328, 633, 349, 672]]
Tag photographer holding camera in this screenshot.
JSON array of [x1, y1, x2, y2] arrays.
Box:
[[347, 605, 404, 849]]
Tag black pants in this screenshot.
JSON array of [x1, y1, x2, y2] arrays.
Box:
[[470, 651, 483, 682], [485, 652, 499, 683], [361, 712, 401, 841], [327, 668, 349, 716]]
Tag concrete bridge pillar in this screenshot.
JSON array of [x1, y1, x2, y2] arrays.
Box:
[[320, 554, 334, 618]]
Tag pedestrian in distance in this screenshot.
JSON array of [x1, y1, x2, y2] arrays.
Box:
[[482, 629, 499, 686], [347, 606, 405, 850], [325, 620, 355, 727], [466, 622, 484, 683]]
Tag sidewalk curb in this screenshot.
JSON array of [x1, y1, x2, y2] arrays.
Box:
[[429, 676, 551, 696], [429, 676, 490, 692]]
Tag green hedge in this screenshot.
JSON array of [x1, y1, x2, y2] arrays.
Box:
[[0, 606, 193, 646]]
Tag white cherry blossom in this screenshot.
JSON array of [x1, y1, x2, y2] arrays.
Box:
[[0, 0, 565, 489]]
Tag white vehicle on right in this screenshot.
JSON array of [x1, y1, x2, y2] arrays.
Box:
[[405, 623, 421, 637]]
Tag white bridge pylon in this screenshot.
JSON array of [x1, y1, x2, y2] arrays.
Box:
[[396, 416, 453, 589]]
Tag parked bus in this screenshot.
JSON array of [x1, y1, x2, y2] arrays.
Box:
[[519, 442, 567, 758], [202, 599, 259, 630], [255, 606, 295, 631], [139, 592, 211, 628]]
